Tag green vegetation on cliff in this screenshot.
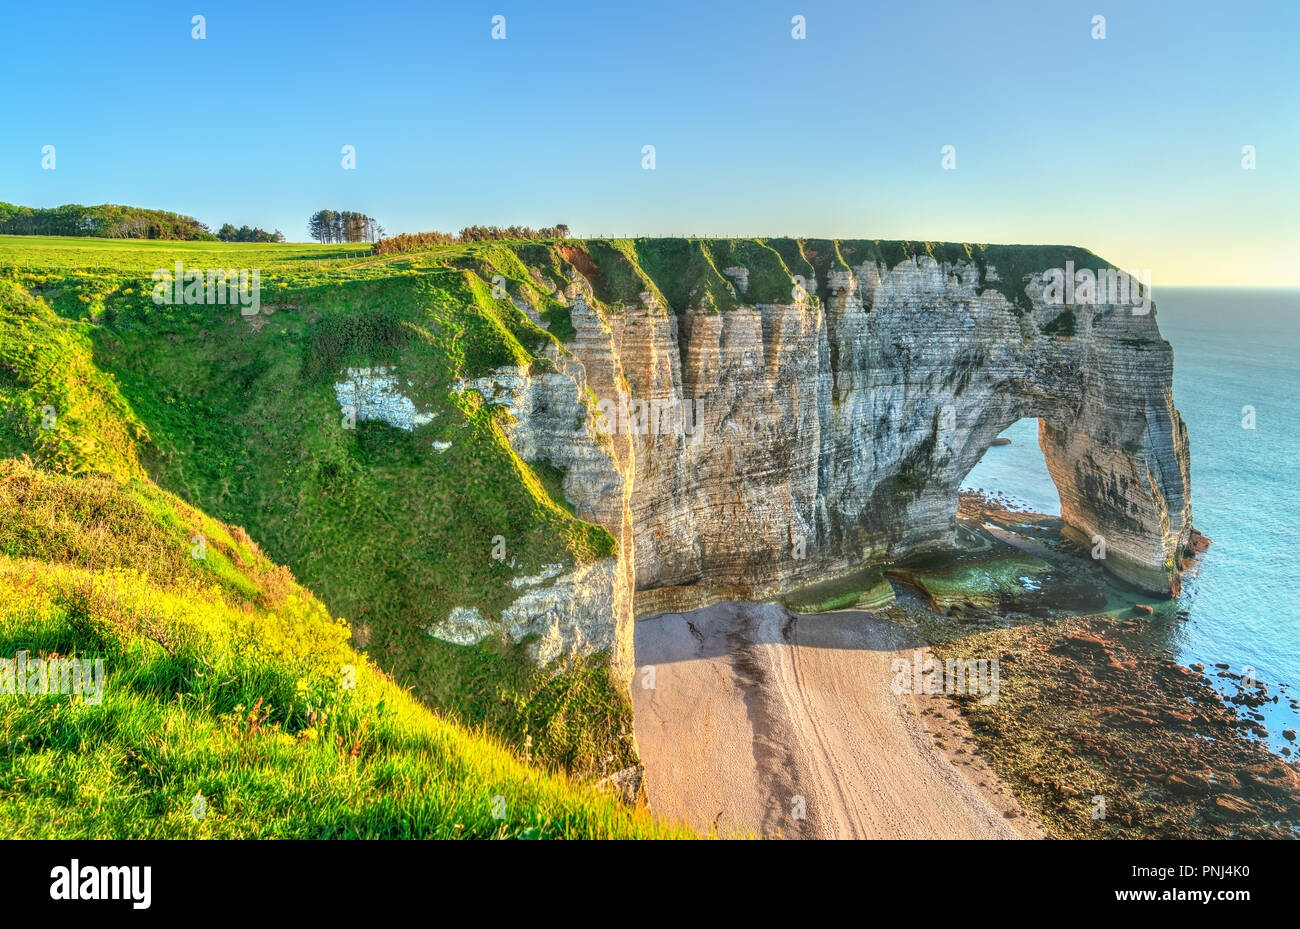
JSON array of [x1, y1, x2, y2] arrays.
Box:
[[0, 251, 629, 781], [0, 286, 680, 836], [0, 232, 1118, 809], [0, 464, 678, 837]]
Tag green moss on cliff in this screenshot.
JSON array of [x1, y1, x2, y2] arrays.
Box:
[[764, 238, 817, 292], [626, 238, 738, 314]]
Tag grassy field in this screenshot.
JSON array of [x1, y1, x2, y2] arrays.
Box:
[[0, 233, 1111, 832], [0, 462, 684, 838], [0, 235, 375, 272], [0, 272, 685, 836]]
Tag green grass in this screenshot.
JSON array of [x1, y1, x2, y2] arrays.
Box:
[[764, 239, 817, 294], [0, 280, 147, 481], [0, 266, 625, 781], [0, 232, 1112, 814], [0, 462, 685, 838], [620, 239, 739, 314], [0, 234, 373, 273], [700, 239, 796, 304]]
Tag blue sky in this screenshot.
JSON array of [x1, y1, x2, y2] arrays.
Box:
[[1, 0, 1296, 283]]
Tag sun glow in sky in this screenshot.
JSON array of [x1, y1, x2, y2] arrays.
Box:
[[1, 0, 1295, 285]]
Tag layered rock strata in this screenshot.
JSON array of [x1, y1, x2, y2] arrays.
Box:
[[426, 244, 1195, 674]]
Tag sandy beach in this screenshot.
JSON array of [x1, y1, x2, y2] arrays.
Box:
[[632, 600, 1038, 839]]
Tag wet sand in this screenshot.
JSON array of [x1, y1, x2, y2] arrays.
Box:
[[632, 600, 1039, 839]]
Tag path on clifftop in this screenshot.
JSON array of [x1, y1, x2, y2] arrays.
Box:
[[632, 601, 1038, 839]]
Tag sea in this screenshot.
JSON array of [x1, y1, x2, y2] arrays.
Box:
[[962, 287, 1300, 751]]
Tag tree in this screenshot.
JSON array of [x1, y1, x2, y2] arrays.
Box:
[[309, 209, 380, 243], [308, 210, 335, 243], [217, 222, 282, 243], [0, 202, 212, 240]]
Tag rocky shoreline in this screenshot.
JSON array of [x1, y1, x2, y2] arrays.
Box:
[[904, 492, 1300, 839]]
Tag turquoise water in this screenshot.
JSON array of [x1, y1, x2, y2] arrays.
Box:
[[962, 417, 1061, 515], [962, 288, 1300, 748]]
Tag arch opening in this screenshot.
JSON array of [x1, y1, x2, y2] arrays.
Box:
[[960, 417, 1061, 517]]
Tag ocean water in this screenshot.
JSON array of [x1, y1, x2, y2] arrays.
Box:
[[962, 288, 1300, 746]]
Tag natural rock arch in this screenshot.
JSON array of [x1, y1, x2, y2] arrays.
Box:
[[565, 248, 1195, 611], [457, 242, 1196, 676]]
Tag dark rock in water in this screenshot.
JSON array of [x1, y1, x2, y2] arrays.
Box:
[[934, 610, 1300, 839], [1215, 662, 1231, 670], [990, 437, 1012, 446], [1133, 603, 1155, 615], [1284, 729, 1297, 742]]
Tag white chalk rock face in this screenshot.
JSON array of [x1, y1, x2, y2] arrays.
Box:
[[567, 252, 1190, 610], [434, 607, 489, 647], [335, 366, 435, 431], [430, 352, 637, 678], [422, 246, 1195, 682], [427, 559, 624, 667]]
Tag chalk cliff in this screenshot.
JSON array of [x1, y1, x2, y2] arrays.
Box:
[[424, 240, 1194, 677]]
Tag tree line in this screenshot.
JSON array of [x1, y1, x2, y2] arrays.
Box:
[[0, 201, 293, 243], [373, 223, 570, 255], [308, 210, 382, 243], [218, 224, 284, 243], [0, 202, 215, 240]]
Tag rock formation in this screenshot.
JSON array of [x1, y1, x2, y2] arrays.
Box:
[[422, 241, 1195, 675]]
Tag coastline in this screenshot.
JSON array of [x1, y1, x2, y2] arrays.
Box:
[[631, 600, 1040, 839], [913, 492, 1300, 838], [629, 492, 1300, 839]]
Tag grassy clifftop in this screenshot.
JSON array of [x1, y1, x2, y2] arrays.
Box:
[[0, 463, 680, 837], [0, 254, 630, 780], [0, 233, 1114, 795], [0, 278, 679, 836]]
